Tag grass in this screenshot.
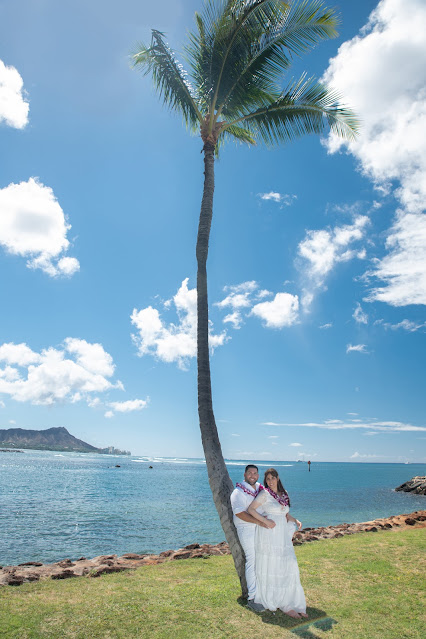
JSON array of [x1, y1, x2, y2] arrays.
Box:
[[1, 527, 425, 639]]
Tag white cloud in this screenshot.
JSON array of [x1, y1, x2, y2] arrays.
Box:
[[87, 397, 101, 408], [350, 452, 385, 459], [64, 338, 115, 377], [258, 192, 297, 207], [0, 400, 5, 408], [319, 323, 333, 329], [250, 292, 299, 328], [0, 178, 79, 277], [104, 410, 114, 419], [298, 215, 368, 280], [231, 433, 240, 437], [378, 318, 426, 332], [0, 339, 122, 405], [0, 59, 29, 129], [289, 442, 303, 447], [323, 0, 426, 306], [346, 343, 368, 354], [216, 281, 273, 329], [267, 435, 279, 439], [223, 311, 243, 329], [131, 278, 227, 370], [262, 419, 426, 432], [364, 210, 426, 305], [353, 303, 368, 324], [0, 343, 41, 366], [109, 399, 148, 413]]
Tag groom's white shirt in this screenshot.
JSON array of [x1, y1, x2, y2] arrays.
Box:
[[231, 481, 263, 528]]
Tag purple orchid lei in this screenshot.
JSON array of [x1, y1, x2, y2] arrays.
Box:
[[263, 485, 290, 507], [236, 482, 264, 497]]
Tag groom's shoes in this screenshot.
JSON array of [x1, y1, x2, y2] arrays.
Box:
[[247, 600, 265, 612]]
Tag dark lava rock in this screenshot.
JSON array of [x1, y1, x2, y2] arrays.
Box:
[[51, 570, 76, 580], [89, 565, 128, 578]]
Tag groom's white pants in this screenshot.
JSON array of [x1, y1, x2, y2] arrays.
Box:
[[236, 525, 256, 600]]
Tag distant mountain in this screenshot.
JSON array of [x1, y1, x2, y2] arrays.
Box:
[[0, 427, 130, 455]]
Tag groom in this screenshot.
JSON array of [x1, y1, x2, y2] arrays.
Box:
[[230, 464, 275, 612]]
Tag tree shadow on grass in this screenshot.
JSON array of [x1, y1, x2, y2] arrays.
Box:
[[237, 599, 337, 638]]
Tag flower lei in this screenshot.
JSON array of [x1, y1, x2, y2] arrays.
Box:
[[236, 482, 264, 497], [263, 486, 290, 507]]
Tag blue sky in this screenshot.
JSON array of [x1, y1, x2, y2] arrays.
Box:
[[1, 0, 425, 463]]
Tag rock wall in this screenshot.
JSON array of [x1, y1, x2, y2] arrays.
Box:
[[1, 510, 425, 587]]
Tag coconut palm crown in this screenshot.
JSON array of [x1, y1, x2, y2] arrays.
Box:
[[133, 0, 358, 150], [133, 0, 358, 597]]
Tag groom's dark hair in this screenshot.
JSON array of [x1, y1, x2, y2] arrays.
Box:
[[245, 464, 258, 472]]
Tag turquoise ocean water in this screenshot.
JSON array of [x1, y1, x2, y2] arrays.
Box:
[[1, 450, 425, 566]]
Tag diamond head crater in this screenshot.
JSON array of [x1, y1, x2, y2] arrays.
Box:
[[0, 426, 130, 455]]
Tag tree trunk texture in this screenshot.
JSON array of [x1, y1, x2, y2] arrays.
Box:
[[196, 142, 247, 598]]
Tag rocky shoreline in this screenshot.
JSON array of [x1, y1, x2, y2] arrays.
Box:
[[395, 476, 426, 495], [1, 510, 425, 587]]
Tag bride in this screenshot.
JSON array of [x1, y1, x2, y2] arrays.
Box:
[[247, 468, 308, 618]]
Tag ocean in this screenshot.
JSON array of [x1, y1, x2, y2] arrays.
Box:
[[0, 450, 425, 566]]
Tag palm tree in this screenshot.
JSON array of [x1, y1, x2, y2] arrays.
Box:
[[133, 0, 358, 596]]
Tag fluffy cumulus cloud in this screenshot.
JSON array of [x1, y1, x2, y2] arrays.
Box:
[[364, 210, 426, 305], [0, 178, 79, 277], [0, 339, 122, 405], [215, 281, 271, 329], [104, 398, 148, 418], [298, 216, 368, 288], [323, 0, 426, 306], [258, 192, 297, 207], [131, 278, 227, 370], [250, 292, 299, 328], [0, 59, 29, 129]]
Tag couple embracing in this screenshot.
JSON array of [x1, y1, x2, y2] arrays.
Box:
[[230, 464, 308, 618]]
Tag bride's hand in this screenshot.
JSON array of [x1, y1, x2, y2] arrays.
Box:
[[264, 518, 276, 529], [296, 519, 302, 531]]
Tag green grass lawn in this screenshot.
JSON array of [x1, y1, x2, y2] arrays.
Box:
[[1, 528, 425, 639]]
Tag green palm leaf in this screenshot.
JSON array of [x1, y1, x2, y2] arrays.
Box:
[[133, 30, 202, 127], [216, 0, 340, 118], [223, 75, 359, 146]]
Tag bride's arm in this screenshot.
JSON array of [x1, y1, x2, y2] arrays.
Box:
[[248, 495, 276, 529], [286, 512, 302, 530]]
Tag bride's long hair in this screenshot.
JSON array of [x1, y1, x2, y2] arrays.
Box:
[[264, 468, 291, 506]]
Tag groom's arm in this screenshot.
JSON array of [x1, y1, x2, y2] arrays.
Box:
[[236, 511, 268, 527]]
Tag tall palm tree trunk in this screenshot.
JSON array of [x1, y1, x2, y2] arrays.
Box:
[[196, 141, 247, 597]]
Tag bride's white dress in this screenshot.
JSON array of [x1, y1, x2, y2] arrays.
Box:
[[253, 490, 306, 613]]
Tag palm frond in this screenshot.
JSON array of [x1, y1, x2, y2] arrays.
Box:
[[224, 75, 359, 146], [133, 30, 202, 127], [220, 123, 257, 145], [217, 0, 339, 118], [187, 1, 290, 115]]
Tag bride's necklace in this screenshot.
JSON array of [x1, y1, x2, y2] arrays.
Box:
[[236, 482, 264, 497], [264, 486, 290, 507]]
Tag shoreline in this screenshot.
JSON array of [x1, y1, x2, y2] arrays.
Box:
[[1, 509, 425, 587]]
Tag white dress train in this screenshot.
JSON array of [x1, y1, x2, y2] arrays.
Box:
[[253, 490, 306, 613]]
